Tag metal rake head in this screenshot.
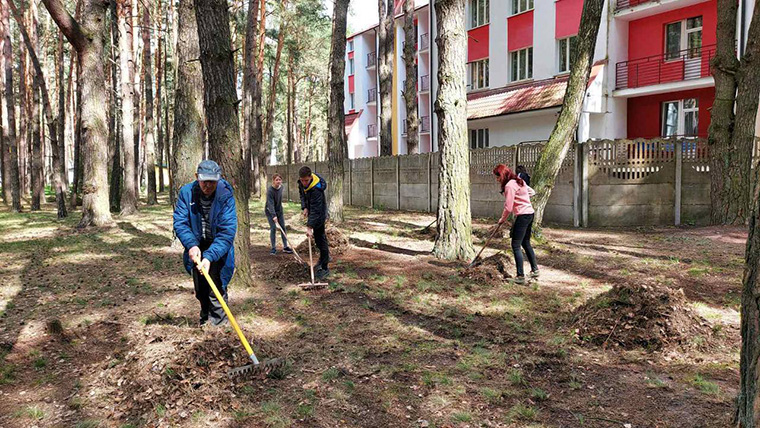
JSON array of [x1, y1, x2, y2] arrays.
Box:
[[227, 357, 287, 378], [298, 282, 328, 291]]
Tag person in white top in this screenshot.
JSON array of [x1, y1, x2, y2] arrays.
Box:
[[493, 164, 539, 284]]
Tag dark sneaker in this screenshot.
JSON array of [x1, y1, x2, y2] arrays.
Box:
[[283, 247, 294, 254], [513, 276, 526, 285], [315, 267, 330, 280], [530, 270, 540, 279], [270, 248, 277, 255]]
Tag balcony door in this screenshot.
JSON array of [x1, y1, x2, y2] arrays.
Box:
[[665, 17, 702, 79]]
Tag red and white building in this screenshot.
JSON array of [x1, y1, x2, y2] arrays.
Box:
[[344, 0, 757, 157]]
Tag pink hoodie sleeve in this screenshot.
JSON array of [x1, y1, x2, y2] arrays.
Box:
[[500, 184, 515, 222], [526, 185, 536, 197]]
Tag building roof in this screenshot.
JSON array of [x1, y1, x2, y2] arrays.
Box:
[[345, 109, 363, 135], [467, 77, 569, 120]]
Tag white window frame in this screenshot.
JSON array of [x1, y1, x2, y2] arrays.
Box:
[[469, 128, 490, 149], [664, 16, 702, 61], [661, 98, 699, 137], [347, 40, 354, 52], [510, 47, 533, 82], [468, 58, 490, 91], [469, 0, 490, 29], [558, 36, 578, 74], [349, 93, 355, 111], [512, 0, 534, 15], [348, 58, 354, 75]]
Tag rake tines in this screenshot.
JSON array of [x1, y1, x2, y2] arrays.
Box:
[[228, 357, 287, 378]]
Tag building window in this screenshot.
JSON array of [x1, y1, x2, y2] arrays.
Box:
[[665, 16, 702, 60], [512, 0, 534, 15], [347, 40, 354, 52], [468, 58, 489, 90], [558, 36, 578, 73], [470, 0, 490, 29], [662, 98, 699, 137], [349, 93, 355, 110], [470, 128, 490, 149], [348, 58, 354, 75], [510, 47, 533, 82]]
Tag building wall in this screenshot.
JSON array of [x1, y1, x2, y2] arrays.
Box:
[[627, 87, 714, 138], [468, 109, 560, 147]]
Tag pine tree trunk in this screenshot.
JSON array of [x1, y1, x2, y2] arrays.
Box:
[[142, 3, 157, 205], [708, 0, 745, 225], [403, 0, 419, 154], [194, 0, 252, 287], [1, 0, 21, 212], [109, 0, 121, 213], [18, 21, 28, 200], [378, 0, 393, 156], [530, 0, 603, 227], [64, 48, 73, 192], [286, 56, 294, 165], [133, 1, 141, 198], [43, 0, 114, 227], [253, 0, 266, 197], [31, 76, 43, 211], [432, 0, 473, 261], [156, 0, 165, 194], [243, 0, 260, 198], [261, 1, 288, 172], [734, 4, 760, 426], [56, 32, 67, 198], [171, 0, 204, 204], [327, 0, 349, 223], [117, 0, 137, 215]]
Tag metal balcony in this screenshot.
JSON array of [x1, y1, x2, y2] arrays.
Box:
[[420, 75, 430, 92], [367, 52, 377, 69], [420, 33, 429, 51], [615, 44, 716, 90], [367, 88, 377, 104], [367, 124, 378, 138], [420, 116, 430, 133]]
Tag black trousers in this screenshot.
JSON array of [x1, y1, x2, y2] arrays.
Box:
[[312, 223, 329, 270], [192, 252, 228, 326], [510, 214, 538, 277]]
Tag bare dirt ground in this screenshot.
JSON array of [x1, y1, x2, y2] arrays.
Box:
[[0, 196, 743, 427]]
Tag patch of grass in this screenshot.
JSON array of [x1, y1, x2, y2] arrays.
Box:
[[322, 367, 341, 382], [422, 371, 453, 387], [0, 361, 16, 385], [416, 279, 441, 293], [296, 402, 315, 418], [645, 371, 667, 388], [234, 410, 254, 421], [155, 403, 166, 417], [508, 368, 524, 386], [75, 421, 101, 428], [33, 356, 48, 370], [687, 266, 711, 277], [690, 374, 720, 395], [530, 387, 548, 401], [451, 412, 472, 423], [393, 275, 407, 289], [508, 403, 538, 421], [480, 387, 502, 404], [18, 406, 44, 420]]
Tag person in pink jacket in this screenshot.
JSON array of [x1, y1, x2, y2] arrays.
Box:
[[493, 164, 539, 284]]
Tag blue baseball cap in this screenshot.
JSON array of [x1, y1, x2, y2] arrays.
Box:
[[197, 160, 222, 181]]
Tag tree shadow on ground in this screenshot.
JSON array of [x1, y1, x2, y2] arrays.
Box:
[[349, 238, 430, 257]]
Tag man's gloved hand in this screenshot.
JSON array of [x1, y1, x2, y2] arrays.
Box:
[[197, 258, 211, 273], [189, 246, 201, 262]]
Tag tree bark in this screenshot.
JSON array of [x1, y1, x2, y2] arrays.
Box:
[[403, 0, 419, 154], [287, 54, 294, 165], [56, 28, 68, 200], [156, 0, 165, 194], [171, 0, 204, 205], [261, 0, 288, 172], [708, 0, 744, 225], [133, 1, 140, 198], [142, 2, 157, 205], [378, 0, 393, 156], [327, 0, 349, 223], [31, 76, 43, 210], [43, 0, 114, 227], [734, 4, 760, 426], [431, 0, 473, 261], [194, 0, 252, 287], [243, 0, 260, 198], [253, 0, 266, 197], [117, 0, 138, 215], [1, 0, 22, 212], [109, 0, 121, 213], [530, 0, 603, 227]]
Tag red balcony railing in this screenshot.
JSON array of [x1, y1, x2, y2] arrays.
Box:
[[615, 44, 716, 90], [367, 51, 377, 68], [368, 124, 377, 138], [367, 88, 377, 103], [420, 33, 429, 51], [420, 116, 430, 133], [615, 0, 655, 11], [420, 75, 430, 92]]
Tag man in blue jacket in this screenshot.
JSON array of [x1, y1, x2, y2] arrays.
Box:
[[298, 166, 330, 279], [173, 160, 237, 326]]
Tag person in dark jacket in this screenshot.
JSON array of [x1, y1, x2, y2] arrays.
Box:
[[516, 165, 531, 187], [265, 174, 294, 255], [298, 166, 330, 279], [173, 160, 237, 326]]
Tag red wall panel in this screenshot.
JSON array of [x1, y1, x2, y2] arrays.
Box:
[[627, 87, 714, 138], [467, 25, 490, 62], [555, 0, 583, 39], [628, 2, 716, 60], [348, 75, 355, 93], [348, 51, 354, 60], [508, 11, 534, 51]]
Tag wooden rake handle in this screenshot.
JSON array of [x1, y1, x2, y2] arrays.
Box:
[[468, 222, 503, 268]]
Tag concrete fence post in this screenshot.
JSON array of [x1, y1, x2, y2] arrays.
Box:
[[427, 152, 432, 213], [675, 141, 682, 226], [573, 142, 581, 228], [396, 156, 401, 210], [349, 160, 353, 206], [582, 142, 589, 228], [286, 163, 290, 202], [370, 157, 375, 209]]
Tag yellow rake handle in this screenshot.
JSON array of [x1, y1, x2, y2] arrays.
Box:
[[193, 256, 258, 365]]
